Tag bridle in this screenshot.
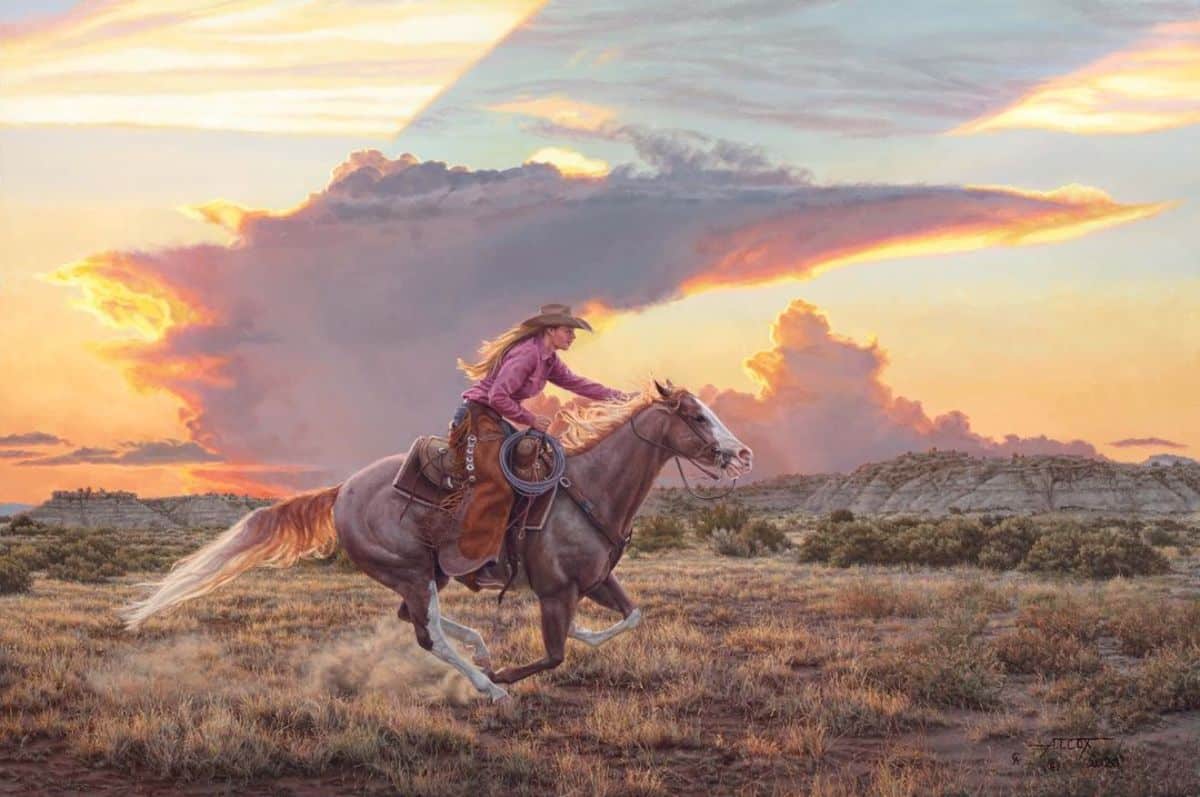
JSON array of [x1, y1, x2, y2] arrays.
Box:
[[627, 399, 740, 500]]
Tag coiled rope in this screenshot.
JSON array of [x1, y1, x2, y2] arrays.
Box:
[[499, 429, 566, 496]]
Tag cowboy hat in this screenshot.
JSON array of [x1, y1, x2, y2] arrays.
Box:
[[520, 303, 594, 332]]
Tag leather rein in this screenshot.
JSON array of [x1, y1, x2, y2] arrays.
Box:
[[628, 402, 740, 501]]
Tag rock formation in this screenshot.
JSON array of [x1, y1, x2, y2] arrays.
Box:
[[650, 451, 1200, 517], [24, 488, 272, 530]]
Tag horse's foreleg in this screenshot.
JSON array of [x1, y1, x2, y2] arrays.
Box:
[[489, 585, 577, 685], [571, 573, 642, 647], [421, 580, 509, 702]]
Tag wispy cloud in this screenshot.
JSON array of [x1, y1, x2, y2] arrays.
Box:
[[0, 450, 40, 460], [1110, 436, 1186, 449], [0, 431, 67, 447], [1, 0, 545, 136], [18, 439, 221, 467], [954, 19, 1200, 135]]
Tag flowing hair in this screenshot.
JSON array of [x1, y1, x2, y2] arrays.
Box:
[[457, 322, 543, 381]]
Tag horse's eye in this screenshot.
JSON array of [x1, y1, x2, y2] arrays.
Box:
[[692, 414, 709, 424]]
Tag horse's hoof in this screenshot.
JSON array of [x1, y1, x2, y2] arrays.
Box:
[[487, 685, 510, 703]]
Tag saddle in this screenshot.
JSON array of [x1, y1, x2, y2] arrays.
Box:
[[391, 434, 558, 543]]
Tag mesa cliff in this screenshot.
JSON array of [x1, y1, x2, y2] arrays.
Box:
[[651, 450, 1200, 516], [24, 488, 273, 530]]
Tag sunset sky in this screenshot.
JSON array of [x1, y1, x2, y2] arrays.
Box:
[[1, 0, 1197, 503]]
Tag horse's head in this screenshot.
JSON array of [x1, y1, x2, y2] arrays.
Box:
[[652, 379, 753, 478]]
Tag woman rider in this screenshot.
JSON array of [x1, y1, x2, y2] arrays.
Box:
[[450, 304, 626, 587]]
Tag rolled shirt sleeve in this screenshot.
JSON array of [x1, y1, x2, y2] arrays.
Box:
[[487, 347, 539, 426], [547, 356, 622, 402]]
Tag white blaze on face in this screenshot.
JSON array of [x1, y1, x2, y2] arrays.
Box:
[[695, 397, 752, 476]]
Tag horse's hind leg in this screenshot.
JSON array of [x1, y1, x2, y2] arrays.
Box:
[[571, 573, 642, 648], [414, 580, 508, 702], [399, 600, 492, 670]]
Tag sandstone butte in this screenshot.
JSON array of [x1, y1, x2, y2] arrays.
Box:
[[649, 450, 1200, 517]]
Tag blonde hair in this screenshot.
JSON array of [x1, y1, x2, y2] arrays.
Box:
[[457, 322, 543, 381], [558, 383, 661, 454]]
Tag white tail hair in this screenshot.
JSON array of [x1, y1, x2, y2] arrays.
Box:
[[122, 485, 340, 630]]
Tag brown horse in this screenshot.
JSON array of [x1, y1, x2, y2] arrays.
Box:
[[122, 382, 752, 701]]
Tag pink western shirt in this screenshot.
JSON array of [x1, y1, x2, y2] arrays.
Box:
[[461, 336, 621, 426]]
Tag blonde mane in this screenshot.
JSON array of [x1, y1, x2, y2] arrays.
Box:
[[556, 383, 670, 454]]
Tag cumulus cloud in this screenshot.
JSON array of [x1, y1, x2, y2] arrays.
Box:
[[19, 440, 222, 467], [49, 146, 1155, 489], [1110, 436, 1186, 449], [705, 300, 1099, 476], [0, 431, 68, 447]]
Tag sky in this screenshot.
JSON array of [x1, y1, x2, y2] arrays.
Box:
[[1, 0, 1197, 502]]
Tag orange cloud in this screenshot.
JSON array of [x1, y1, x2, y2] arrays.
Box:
[[706, 300, 1099, 478], [47, 252, 213, 340], [1, 0, 546, 137], [953, 19, 1200, 135], [681, 184, 1170, 295]]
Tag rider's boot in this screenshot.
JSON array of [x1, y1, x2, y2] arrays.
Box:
[[466, 558, 510, 590]]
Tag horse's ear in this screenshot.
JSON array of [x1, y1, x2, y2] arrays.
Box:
[[654, 379, 671, 399]]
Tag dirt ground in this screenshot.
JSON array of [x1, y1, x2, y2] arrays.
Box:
[[2, 540, 1198, 796]]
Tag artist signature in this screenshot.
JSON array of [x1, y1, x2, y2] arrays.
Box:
[[1012, 737, 1122, 770]]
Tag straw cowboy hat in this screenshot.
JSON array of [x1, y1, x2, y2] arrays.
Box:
[[520, 303, 594, 332]]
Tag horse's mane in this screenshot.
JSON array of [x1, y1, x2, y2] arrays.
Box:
[[557, 382, 682, 455]]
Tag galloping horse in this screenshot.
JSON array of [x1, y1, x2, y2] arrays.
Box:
[[122, 382, 752, 701]]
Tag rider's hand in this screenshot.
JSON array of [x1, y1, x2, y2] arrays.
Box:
[[532, 415, 552, 432]]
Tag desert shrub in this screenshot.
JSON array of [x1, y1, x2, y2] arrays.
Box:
[[1107, 599, 1200, 657], [978, 516, 1040, 570], [1, 542, 48, 571], [42, 531, 127, 583], [994, 596, 1104, 675], [632, 515, 690, 553], [1049, 644, 1200, 732], [1021, 525, 1168, 578], [691, 502, 751, 539], [0, 555, 31, 594], [1075, 531, 1170, 578], [851, 631, 1003, 710], [827, 522, 898, 567], [993, 628, 1101, 675], [710, 520, 789, 558], [828, 508, 855, 523], [1142, 526, 1179, 547], [893, 518, 985, 567], [7, 515, 47, 535]]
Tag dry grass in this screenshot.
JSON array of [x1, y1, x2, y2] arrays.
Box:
[[1, 523, 1197, 795]]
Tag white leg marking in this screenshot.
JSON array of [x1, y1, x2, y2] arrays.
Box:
[[440, 616, 492, 669], [569, 607, 643, 648], [425, 580, 508, 702]]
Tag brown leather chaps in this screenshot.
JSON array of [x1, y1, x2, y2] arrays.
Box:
[[450, 401, 515, 563]]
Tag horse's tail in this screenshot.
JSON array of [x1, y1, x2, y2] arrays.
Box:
[[121, 485, 341, 630]]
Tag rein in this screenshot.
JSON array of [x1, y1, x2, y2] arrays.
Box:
[[628, 404, 739, 501]]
